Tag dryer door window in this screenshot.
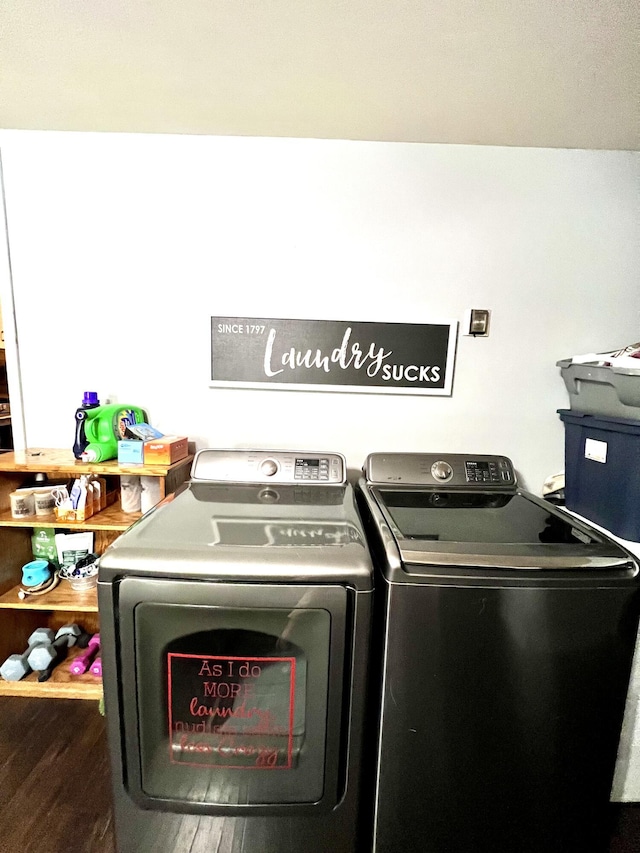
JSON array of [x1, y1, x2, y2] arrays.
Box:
[[116, 578, 348, 813], [166, 634, 307, 773]]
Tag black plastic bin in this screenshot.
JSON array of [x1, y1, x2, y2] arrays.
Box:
[[559, 408, 640, 541]]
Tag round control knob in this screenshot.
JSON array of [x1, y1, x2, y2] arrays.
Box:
[[260, 459, 278, 477], [431, 461, 453, 482]]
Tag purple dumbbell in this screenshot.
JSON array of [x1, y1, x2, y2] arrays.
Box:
[[69, 633, 100, 675], [90, 656, 102, 677]]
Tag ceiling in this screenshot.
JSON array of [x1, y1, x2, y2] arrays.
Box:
[[1, 0, 639, 150]]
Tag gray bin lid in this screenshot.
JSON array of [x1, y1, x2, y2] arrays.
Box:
[[557, 358, 640, 420]]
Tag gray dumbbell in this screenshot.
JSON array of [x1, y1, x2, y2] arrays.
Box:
[[0, 627, 56, 681], [27, 623, 82, 672]]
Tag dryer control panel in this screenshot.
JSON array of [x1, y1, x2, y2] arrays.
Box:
[[191, 449, 346, 485], [364, 453, 516, 488]]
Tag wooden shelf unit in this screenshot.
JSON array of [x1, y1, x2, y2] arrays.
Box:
[[0, 447, 193, 699]]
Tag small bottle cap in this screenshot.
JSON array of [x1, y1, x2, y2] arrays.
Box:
[[82, 392, 99, 407]]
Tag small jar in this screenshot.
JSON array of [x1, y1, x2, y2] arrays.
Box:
[[10, 491, 35, 519]]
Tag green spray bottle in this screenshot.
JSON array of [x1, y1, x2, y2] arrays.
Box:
[[73, 398, 148, 462]]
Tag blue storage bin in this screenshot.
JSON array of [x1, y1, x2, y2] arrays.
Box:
[[558, 408, 640, 541]]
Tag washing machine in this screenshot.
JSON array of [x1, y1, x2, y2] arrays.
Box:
[[98, 449, 373, 853], [356, 452, 640, 853]]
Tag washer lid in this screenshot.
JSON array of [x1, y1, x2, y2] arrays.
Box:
[[368, 487, 636, 572], [99, 480, 373, 587]]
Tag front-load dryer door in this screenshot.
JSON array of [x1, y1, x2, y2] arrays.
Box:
[[116, 578, 348, 815]]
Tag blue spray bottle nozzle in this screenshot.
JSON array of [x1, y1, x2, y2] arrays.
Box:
[[82, 392, 100, 408], [74, 392, 101, 459]]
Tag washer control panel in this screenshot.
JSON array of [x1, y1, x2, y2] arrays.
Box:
[[464, 458, 513, 485], [192, 449, 346, 485], [365, 453, 516, 488]]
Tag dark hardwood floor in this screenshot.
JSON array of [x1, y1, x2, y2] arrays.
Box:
[[1, 696, 640, 853], [0, 697, 115, 853], [610, 804, 640, 853]]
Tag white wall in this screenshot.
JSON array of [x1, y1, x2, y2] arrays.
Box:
[[0, 130, 638, 492], [3, 0, 639, 151]]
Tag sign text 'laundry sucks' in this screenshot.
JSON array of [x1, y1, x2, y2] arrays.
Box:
[[210, 317, 457, 395]]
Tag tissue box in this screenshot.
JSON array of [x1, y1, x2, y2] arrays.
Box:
[[118, 440, 145, 465], [143, 436, 188, 465]]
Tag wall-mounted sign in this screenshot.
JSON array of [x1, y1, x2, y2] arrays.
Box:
[[211, 316, 457, 395]]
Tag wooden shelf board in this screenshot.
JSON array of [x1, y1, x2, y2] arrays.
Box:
[[0, 447, 193, 477], [0, 581, 98, 612], [0, 644, 103, 699], [0, 500, 140, 530], [0, 678, 103, 700]]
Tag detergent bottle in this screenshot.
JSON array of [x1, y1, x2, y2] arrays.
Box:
[[73, 398, 148, 462]]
